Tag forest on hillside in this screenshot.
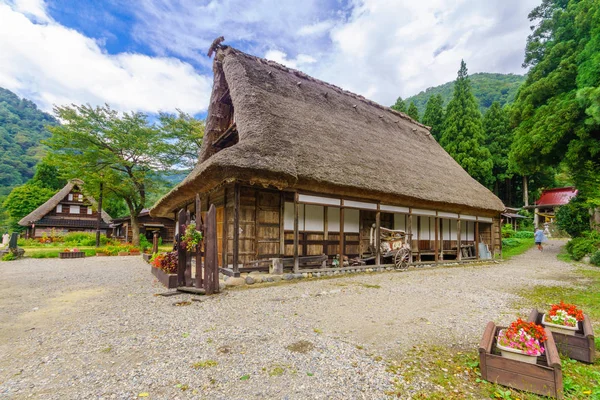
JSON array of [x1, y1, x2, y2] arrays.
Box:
[[0, 88, 55, 194], [405, 73, 526, 115]]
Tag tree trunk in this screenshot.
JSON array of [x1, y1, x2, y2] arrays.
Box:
[[522, 175, 529, 207], [130, 213, 140, 246], [505, 177, 511, 206]]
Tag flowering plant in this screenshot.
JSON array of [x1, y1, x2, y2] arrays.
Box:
[[181, 222, 203, 252], [544, 301, 584, 327], [497, 318, 547, 356], [63, 248, 80, 252]]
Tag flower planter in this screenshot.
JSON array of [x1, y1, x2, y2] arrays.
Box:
[[529, 309, 596, 364], [151, 266, 177, 289], [118, 251, 130, 256], [479, 321, 563, 399], [495, 339, 540, 364], [541, 313, 579, 336], [142, 253, 152, 262], [96, 252, 108, 257], [59, 252, 85, 259], [129, 250, 140, 256]]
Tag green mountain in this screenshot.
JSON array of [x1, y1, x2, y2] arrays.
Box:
[[404, 73, 526, 116], [0, 87, 56, 195]]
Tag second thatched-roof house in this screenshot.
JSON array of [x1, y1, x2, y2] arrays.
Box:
[[151, 42, 505, 276], [19, 179, 112, 238]]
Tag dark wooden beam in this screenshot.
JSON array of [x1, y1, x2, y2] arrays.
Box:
[[475, 221, 480, 260], [339, 205, 345, 263], [177, 208, 186, 287], [434, 216, 439, 263], [456, 219, 462, 261], [232, 183, 240, 277], [279, 192, 285, 257], [375, 209, 381, 265], [195, 194, 203, 289], [407, 210, 413, 263], [293, 193, 299, 273]]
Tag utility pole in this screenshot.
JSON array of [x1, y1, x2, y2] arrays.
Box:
[[96, 181, 103, 247]]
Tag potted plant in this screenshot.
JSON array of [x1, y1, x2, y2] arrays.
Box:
[[542, 301, 584, 336], [59, 248, 85, 259], [181, 222, 203, 252], [496, 318, 547, 364]]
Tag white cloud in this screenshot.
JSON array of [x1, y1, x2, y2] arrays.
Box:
[[297, 20, 335, 36], [0, 2, 212, 113], [265, 50, 317, 70]]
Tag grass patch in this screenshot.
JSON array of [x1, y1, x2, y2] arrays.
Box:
[[502, 237, 535, 259], [192, 360, 218, 369], [313, 328, 322, 334]]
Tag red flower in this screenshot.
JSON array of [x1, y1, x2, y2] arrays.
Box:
[[548, 301, 584, 322], [504, 318, 547, 343]]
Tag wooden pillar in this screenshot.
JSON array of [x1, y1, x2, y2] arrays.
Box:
[[293, 193, 299, 273], [152, 231, 159, 254], [475, 221, 480, 260], [195, 194, 203, 289], [339, 205, 345, 264], [434, 216, 439, 263], [222, 188, 228, 268], [279, 192, 285, 257], [375, 209, 381, 265], [205, 204, 219, 294], [176, 208, 186, 287], [323, 207, 329, 256], [232, 183, 240, 276], [456, 218, 462, 261], [407, 211, 413, 263]]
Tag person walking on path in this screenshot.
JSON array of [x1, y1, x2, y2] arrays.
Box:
[[534, 227, 547, 251]]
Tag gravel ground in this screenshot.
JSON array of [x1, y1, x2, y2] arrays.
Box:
[[0, 239, 580, 399]]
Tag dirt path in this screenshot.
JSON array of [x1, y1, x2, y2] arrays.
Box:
[[0, 240, 580, 399]]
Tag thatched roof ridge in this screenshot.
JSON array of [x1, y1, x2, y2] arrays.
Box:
[[151, 45, 504, 217], [18, 179, 112, 226]]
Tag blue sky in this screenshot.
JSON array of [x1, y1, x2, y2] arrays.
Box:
[[0, 0, 540, 115]]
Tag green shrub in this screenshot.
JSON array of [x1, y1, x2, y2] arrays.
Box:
[[590, 250, 600, 266], [62, 232, 110, 246], [139, 235, 151, 251], [2, 252, 17, 261], [502, 238, 519, 247], [28, 251, 60, 258], [565, 232, 600, 260], [513, 231, 534, 238], [556, 196, 590, 237], [502, 224, 515, 238]]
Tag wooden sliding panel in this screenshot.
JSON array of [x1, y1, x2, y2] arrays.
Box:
[[232, 183, 240, 274], [256, 190, 280, 259]]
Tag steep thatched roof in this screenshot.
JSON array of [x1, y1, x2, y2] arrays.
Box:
[[151, 45, 504, 217], [18, 179, 112, 226]]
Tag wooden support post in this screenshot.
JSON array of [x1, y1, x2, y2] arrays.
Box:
[[176, 208, 187, 287], [195, 194, 203, 289], [152, 231, 159, 254], [222, 188, 227, 268], [185, 210, 192, 286], [434, 216, 439, 263], [339, 206, 345, 265], [375, 209, 381, 265], [232, 183, 240, 277], [323, 207, 329, 256], [475, 221, 480, 260], [205, 204, 219, 294], [456, 219, 462, 261], [407, 211, 413, 263], [279, 192, 285, 257], [293, 193, 299, 273]]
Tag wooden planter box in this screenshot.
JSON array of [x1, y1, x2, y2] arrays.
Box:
[[529, 309, 596, 364], [96, 252, 108, 257], [151, 266, 177, 288], [142, 253, 152, 262], [130, 251, 140, 256], [479, 321, 563, 399], [59, 252, 85, 259], [118, 251, 130, 256]]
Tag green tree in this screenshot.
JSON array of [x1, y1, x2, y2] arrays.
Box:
[[407, 102, 420, 121], [440, 60, 493, 187], [391, 97, 407, 113], [45, 105, 204, 245], [510, 0, 600, 202], [483, 102, 512, 195], [422, 94, 444, 141], [556, 196, 591, 237], [30, 160, 67, 191], [2, 184, 56, 231]]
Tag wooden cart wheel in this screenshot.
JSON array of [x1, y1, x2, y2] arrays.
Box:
[[394, 248, 410, 270]]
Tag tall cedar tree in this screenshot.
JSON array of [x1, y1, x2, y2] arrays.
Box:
[[45, 105, 204, 245], [483, 102, 512, 196], [440, 60, 493, 187], [510, 0, 600, 202], [422, 94, 444, 141], [391, 97, 407, 113], [407, 102, 420, 121]]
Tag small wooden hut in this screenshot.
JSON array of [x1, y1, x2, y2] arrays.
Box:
[[112, 209, 175, 243], [150, 44, 505, 276], [19, 179, 112, 238]]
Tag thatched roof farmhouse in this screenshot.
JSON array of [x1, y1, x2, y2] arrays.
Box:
[[151, 42, 504, 275]]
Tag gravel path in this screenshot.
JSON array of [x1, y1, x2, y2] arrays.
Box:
[[0, 240, 580, 399]]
